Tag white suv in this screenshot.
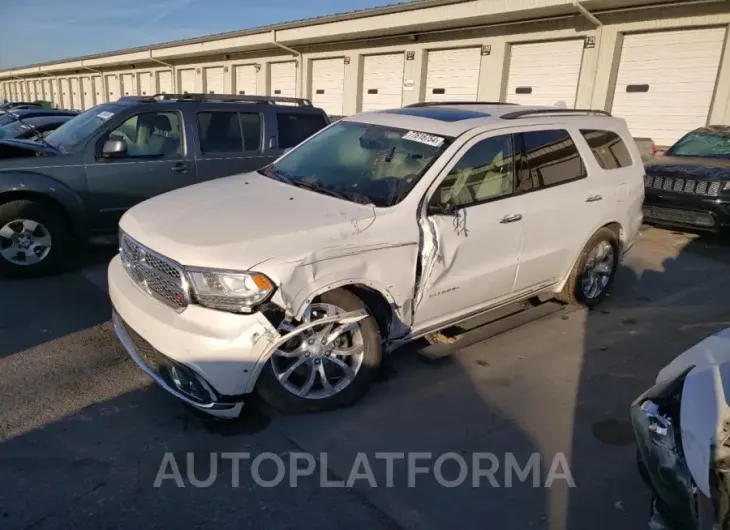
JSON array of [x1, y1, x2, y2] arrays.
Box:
[[108, 103, 644, 418]]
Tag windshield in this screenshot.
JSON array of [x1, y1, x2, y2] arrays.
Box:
[[259, 121, 450, 207], [45, 105, 121, 153], [0, 113, 17, 128], [667, 129, 730, 159], [0, 120, 29, 139]]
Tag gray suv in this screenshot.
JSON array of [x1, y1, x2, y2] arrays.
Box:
[[0, 94, 329, 277]]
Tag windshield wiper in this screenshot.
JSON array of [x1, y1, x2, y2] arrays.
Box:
[[259, 166, 295, 184], [8, 112, 56, 151], [290, 180, 373, 205]]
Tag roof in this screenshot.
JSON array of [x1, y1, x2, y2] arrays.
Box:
[[344, 104, 620, 137], [0, 0, 467, 72]]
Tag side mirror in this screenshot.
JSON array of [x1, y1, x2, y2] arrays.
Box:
[[427, 201, 457, 216], [102, 139, 127, 158]]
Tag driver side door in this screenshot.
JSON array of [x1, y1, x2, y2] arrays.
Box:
[[84, 110, 197, 233], [412, 132, 525, 331]]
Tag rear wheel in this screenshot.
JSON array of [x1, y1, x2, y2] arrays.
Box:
[[0, 200, 74, 278], [256, 288, 382, 413], [557, 227, 619, 307]]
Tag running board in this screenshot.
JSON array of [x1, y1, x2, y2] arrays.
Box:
[[417, 300, 565, 360]]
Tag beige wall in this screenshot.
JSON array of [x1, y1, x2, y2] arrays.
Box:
[[3, 2, 729, 128]]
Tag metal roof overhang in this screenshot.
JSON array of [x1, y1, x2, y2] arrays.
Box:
[[0, 0, 723, 79]]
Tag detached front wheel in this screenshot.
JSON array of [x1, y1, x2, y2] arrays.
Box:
[[0, 200, 73, 278], [256, 288, 382, 413]]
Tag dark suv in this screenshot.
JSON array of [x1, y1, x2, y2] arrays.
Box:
[[0, 94, 330, 277]]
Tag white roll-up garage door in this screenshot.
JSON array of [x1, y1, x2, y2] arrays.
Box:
[[271, 62, 296, 98], [205, 66, 226, 94], [506, 39, 585, 108], [425, 48, 481, 102], [120, 73, 136, 96], [611, 27, 726, 147], [59, 79, 69, 108], [92, 76, 103, 104], [234, 65, 257, 95], [70, 78, 81, 109], [81, 77, 94, 109], [28, 81, 37, 102], [157, 71, 173, 94], [312, 58, 345, 116], [361, 53, 405, 112], [178, 69, 196, 94], [106, 74, 117, 101], [138, 72, 153, 96]]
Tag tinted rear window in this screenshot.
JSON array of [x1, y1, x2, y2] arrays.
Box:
[[277, 112, 327, 149], [581, 129, 633, 169], [521, 130, 586, 188]]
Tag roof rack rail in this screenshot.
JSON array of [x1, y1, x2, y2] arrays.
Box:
[[132, 93, 313, 107], [501, 108, 612, 119], [404, 101, 517, 108]]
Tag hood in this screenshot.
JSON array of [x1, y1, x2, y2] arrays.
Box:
[[646, 156, 730, 181], [0, 138, 57, 159], [120, 172, 378, 271], [656, 328, 730, 497]]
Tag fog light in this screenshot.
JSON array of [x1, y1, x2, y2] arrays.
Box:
[[168, 364, 204, 402]]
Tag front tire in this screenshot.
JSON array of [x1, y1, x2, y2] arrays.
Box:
[[0, 200, 74, 278], [256, 288, 382, 413], [556, 227, 619, 307]]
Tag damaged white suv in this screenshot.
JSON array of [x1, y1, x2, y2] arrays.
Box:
[[109, 103, 644, 417]]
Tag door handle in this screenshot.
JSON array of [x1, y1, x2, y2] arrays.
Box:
[[171, 163, 189, 173], [586, 194, 603, 202], [500, 213, 523, 224]]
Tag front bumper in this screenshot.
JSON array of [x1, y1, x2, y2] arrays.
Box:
[[108, 255, 280, 418], [643, 189, 730, 231]]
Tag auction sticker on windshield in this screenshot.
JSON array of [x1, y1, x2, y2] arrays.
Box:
[[97, 111, 114, 121], [403, 130, 445, 148]]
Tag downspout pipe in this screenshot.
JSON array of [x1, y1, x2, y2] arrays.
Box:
[[80, 62, 108, 104], [149, 52, 177, 93], [573, 0, 603, 109], [271, 30, 303, 98], [573, 0, 602, 27]]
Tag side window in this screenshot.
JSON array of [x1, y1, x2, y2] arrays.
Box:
[[106, 111, 181, 157], [519, 130, 585, 189], [580, 129, 633, 170], [239, 112, 262, 151], [277, 112, 327, 149], [198, 112, 243, 153], [433, 134, 515, 207]]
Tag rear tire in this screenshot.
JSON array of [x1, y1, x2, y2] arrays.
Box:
[[556, 227, 619, 307], [0, 200, 74, 278], [257, 288, 382, 413]]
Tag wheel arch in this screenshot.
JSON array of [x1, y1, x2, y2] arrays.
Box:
[[554, 220, 623, 293], [0, 174, 87, 237]]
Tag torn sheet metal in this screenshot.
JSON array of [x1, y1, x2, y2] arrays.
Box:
[[632, 328, 730, 529]]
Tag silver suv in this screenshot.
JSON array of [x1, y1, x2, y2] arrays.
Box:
[[109, 102, 645, 418]]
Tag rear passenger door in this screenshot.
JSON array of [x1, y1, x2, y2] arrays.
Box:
[[194, 110, 266, 181], [510, 128, 605, 293], [269, 111, 328, 159]]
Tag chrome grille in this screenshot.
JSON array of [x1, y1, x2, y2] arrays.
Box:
[[644, 175, 722, 197], [119, 232, 189, 311]]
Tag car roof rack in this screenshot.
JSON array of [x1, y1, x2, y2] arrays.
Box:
[[500, 108, 612, 119], [131, 93, 313, 107], [404, 101, 517, 108]]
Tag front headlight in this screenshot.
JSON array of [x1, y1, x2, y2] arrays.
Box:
[[186, 269, 275, 313]]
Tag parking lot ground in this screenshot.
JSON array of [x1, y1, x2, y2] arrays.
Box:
[[1, 226, 729, 530]]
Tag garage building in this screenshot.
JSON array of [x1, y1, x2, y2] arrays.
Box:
[[1, 0, 729, 146]]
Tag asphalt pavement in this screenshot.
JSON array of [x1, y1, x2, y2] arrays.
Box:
[[1, 226, 729, 530]]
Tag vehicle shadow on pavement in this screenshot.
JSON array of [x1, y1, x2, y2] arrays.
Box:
[[0, 245, 117, 360], [1, 228, 730, 530]]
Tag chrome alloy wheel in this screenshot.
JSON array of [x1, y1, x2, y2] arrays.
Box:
[[0, 218, 52, 266], [581, 240, 615, 299], [271, 303, 365, 400]]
